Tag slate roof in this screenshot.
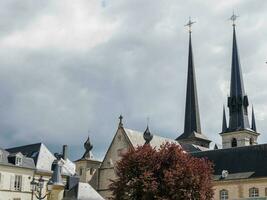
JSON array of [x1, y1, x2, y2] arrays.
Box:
[[124, 128, 177, 148], [192, 144, 267, 180], [6, 143, 42, 164], [0, 147, 35, 169], [123, 128, 208, 152], [180, 143, 209, 152], [65, 176, 104, 200], [7, 143, 76, 175]]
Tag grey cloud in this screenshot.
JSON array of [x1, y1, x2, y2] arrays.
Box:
[[0, 0, 267, 160]]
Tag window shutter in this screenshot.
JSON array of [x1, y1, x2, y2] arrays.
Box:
[[1, 174, 5, 190], [21, 176, 26, 191], [10, 175, 15, 191], [0, 173, 2, 189]]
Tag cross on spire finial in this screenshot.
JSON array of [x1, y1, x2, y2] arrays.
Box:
[[185, 17, 196, 33], [119, 115, 123, 127], [230, 11, 239, 26]]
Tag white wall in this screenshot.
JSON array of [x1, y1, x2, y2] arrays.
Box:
[[0, 164, 34, 200]]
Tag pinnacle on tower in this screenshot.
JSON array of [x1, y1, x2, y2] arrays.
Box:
[[251, 106, 257, 132], [222, 106, 227, 133]]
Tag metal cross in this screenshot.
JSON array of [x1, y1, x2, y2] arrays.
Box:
[[185, 17, 196, 33], [119, 115, 123, 126], [230, 12, 239, 26]]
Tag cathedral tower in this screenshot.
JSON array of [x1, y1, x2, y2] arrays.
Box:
[[220, 14, 260, 148], [176, 18, 211, 148]]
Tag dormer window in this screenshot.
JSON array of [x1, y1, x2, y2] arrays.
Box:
[[15, 157, 22, 166]]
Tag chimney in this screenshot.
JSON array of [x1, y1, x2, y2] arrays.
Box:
[[62, 145, 68, 160]]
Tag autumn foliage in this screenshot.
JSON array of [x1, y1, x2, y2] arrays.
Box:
[[110, 142, 214, 200]]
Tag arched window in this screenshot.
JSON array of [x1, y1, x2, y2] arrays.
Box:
[[250, 137, 254, 145], [231, 138, 237, 147], [249, 187, 259, 197], [220, 189, 229, 200], [79, 167, 83, 176]]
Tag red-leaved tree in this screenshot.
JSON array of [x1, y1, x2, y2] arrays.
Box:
[[110, 142, 214, 200]]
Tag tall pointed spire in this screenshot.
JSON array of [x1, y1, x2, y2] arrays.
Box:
[[251, 106, 257, 132], [227, 13, 250, 131], [176, 18, 210, 148], [220, 13, 260, 148], [222, 106, 227, 133], [183, 28, 202, 135]]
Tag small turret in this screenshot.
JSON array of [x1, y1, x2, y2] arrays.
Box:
[[143, 126, 153, 144], [82, 136, 93, 160]]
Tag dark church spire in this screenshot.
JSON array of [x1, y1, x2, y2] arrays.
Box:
[[222, 106, 227, 133], [179, 18, 201, 139], [251, 106, 257, 132], [183, 28, 202, 135], [226, 13, 250, 132], [176, 18, 210, 148], [220, 13, 260, 148]]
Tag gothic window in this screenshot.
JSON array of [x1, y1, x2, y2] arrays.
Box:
[[14, 175, 22, 191], [90, 168, 94, 175], [220, 189, 229, 200], [79, 167, 83, 176], [231, 138, 237, 147], [249, 187, 259, 197], [250, 137, 254, 145]]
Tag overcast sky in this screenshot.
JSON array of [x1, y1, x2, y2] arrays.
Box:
[[0, 0, 267, 160]]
